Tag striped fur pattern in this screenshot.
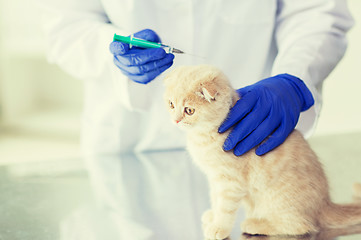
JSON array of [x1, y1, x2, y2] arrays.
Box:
[[163, 65, 361, 240]]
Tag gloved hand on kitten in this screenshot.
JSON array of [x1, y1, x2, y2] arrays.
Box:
[[218, 74, 314, 156], [109, 29, 175, 84]]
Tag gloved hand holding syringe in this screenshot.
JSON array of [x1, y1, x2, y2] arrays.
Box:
[[109, 29, 176, 84], [110, 29, 204, 84]]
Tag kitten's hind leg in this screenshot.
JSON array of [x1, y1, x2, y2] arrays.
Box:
[[241, 218, 276, 236], [241, 216, 316, 236]]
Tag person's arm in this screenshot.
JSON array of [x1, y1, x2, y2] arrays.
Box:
[[272, 0, 354, 136], [219, 0, 353, 156], [41, 0, 122, 80], [41, 0, 165, 111]]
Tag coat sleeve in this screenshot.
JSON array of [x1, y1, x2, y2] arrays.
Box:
[[271, 0, 354, 137], [40, 0, 151, 111]]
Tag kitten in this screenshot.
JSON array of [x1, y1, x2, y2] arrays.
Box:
[[163, 65, 361, 240]]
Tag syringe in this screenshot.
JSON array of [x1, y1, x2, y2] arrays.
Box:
[[113, 34, 185, 54]]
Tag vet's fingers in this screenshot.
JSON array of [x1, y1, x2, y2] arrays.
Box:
[[223, 99, 270, 151], [116, 54, 174, 75], [218, 91, 258, 133], [125, 61, 174, 84], [115, 48, 167, 66], [255, 121, 292, 156], [233, 109, 281, 156], [109, 41, 130, 55]]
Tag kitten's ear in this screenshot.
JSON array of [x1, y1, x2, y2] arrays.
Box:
[[196, 85, 217, 103]]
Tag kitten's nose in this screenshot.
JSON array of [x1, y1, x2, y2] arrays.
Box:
[[175, 120, 180, 124]]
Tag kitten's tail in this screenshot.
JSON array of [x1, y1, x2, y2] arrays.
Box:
[[321, 183, 361, 229]]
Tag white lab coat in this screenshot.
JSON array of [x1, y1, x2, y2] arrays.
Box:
[[41, 0, 353, 155]]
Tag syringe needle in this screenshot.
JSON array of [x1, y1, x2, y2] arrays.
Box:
[[171, 48, 185, 54]]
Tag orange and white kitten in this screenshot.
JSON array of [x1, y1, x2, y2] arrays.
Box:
[[163, 65, 361, 240]]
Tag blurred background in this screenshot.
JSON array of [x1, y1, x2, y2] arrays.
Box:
[[0, 0, 360, 165], [0, 0, 84, 164]]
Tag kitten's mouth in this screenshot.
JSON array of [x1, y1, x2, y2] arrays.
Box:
[[175, 121, 191, 129]]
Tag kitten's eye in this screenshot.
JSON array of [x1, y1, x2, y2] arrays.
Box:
[[184, 107, 195, 115], [169, 101, 175, 109]]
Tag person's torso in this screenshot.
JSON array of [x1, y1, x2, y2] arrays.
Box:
[[84, 0, 279, 154]]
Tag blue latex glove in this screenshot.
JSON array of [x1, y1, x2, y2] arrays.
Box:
[[218, 74, 314, 156], [109, 29, 174, 84]]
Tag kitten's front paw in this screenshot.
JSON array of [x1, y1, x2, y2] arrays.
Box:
[[202, 209, 214, 224], [204, 223, 231, 240]]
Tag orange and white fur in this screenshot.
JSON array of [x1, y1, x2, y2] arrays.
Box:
[[163, 65, 361, 240]]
